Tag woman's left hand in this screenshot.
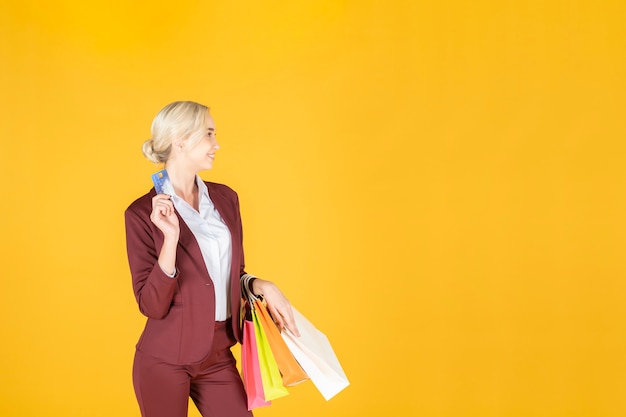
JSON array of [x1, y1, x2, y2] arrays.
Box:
[[252, 279, 300, 337]]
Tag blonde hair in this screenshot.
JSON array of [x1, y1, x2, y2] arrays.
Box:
[[142, 101, 210, 163]]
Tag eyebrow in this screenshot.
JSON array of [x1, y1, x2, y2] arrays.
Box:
[[207, 128, 215, 131]]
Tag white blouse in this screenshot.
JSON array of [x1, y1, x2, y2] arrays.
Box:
[[171, 176, 233, 321]]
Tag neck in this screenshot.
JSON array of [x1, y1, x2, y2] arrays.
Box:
[[164, 163, 198, 199]]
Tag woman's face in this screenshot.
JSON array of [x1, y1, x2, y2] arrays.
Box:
[[183, 113, 219, 172]]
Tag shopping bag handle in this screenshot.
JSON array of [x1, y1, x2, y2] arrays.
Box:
[[241, 273, 262, 308]]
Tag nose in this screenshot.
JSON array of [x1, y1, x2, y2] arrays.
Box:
[[209, 135, 219, 150]]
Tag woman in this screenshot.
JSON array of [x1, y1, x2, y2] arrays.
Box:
[[125, 101, 298, 417]]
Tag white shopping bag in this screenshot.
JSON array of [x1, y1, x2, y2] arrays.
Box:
[[281, 307, 349, 400]]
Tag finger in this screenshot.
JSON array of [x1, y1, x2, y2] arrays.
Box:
[[154, 200, 175, 215], [152, 206, 174, 223], [271, 303, 300, 337], [152, 194, 174, 208], [281, 307, 300, 337], [153, 203, 167, 216], [152, 194, 169, 204], [154, 197, 174, 209], [267, 303, 285, 330]]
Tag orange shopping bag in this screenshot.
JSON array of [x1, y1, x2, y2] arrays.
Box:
[[254, 298, 309, 386]]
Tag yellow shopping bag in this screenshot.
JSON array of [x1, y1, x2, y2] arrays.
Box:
[[252, 306, 290, 401], [254, 298, 308, 386]]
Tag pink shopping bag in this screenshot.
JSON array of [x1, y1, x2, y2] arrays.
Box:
[[241, 317, 272, 410]]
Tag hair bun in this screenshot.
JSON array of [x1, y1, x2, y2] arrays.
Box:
[[142, 139, 160, 163]]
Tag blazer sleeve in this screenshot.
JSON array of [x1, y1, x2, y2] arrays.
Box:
[[234, 190, 247, 278], [125, 204, 178, 320]]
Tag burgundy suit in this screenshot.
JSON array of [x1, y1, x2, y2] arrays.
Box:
[[125, 182, 252, 417]]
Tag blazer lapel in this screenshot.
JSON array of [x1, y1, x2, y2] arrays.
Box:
[[176, 210, 212, 282]]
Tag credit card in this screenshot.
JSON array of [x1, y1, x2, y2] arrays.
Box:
[[151, 169, 174, 195]]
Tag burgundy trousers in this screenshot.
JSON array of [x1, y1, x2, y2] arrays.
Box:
[[133, 320, 253, 417]]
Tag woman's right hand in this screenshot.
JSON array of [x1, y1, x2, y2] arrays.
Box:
[[150, 194, 180, 239]]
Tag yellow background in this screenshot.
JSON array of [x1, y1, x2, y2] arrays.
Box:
[[1, 1, 625, 416]]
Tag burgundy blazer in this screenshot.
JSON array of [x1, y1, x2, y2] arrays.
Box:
[[124, 181, 246, 365]]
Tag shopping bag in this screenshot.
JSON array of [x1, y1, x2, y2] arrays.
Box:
[[254, 298, 309, 386], [281, 307, 350, 400], [241, 316, 272, 410], [252, 307, 290, 401]]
